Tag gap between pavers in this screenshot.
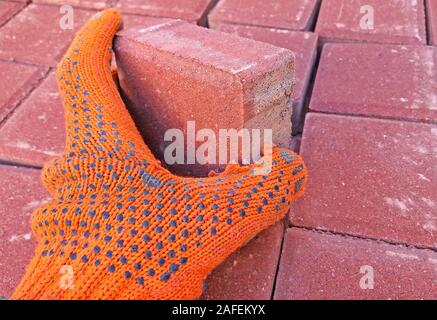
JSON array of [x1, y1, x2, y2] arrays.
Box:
[[0, 4, 94, 66], [114, 20, 294, 177], [0, 60, 48, 125], [0, 0, 26, 27]]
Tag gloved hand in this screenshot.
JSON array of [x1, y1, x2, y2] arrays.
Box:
[[12, 9, 307, 300]]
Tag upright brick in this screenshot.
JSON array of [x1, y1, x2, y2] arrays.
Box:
[[275, 229, 437, 300], [215, 24, 318, 134], [310, 43, 437, 123], [428, 0, 437, 45], [115, 21, 294, 176], [292, 113, 437, 249], [0, 61, 47, 123], [316, 0, 427, 45], [0, 73, 65, 167], [0, 4, 93, 66], [116, 0, 217, 26], [204, 222, 284, 300], [209, 0, 319, 31], [0, 166, 50, 298], [0, 1, 25, 27], [33, 0, 114, 10]]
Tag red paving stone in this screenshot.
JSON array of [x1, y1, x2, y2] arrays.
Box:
[[204, 222, 284, 300], [0, 72, 65, 167], [310, 43, 437, 123], [116, 0, 216, 25], [0, 1, 25, 27], [274, 228, 437, 300], [115, 20, 294, 176], [0, 165, 50, 298], [33, 0, 114, 10], [428, 0, 437, 45], [292, 113, 437, 249], [215, 24, 318, 134], [121, 14, 175, 30], [208, 0, 319, 31], [0, 60, 47, 123], [315, 0, 427, 45], [0, 4, 93, 66]]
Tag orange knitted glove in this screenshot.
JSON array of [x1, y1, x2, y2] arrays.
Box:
[[12, 9, 307, 300]]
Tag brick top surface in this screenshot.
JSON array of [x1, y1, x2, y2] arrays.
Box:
[[209, 0, 319, 31], [116, 0, 214, 23], [293, 113, 437, 249], [316, 0, 427, 45], [117, 20, 294, 81], [0, 166, 49, 298], [275, 229, 437, 300], [310, 43, 437, 122]]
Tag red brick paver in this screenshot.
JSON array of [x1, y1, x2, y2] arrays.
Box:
[[33, 0, 114, 10], [205, 222, 284, 300], [0, 60, 47, 123], [0, 73, 65, 167], [0, 0, 25, 27], [209, 0, 319, 31], [275, 228, 437, 300], [316, 0, 427, 45], [292, 113, 437, 249], [0, 166, 49, 298], [116, 0, 216, 26], [428, 0, 437, 45], [115, 20, 294, 176], [0, 4, 93, 66], [215, 24, 318, 134], [310, 43, 437, 123]]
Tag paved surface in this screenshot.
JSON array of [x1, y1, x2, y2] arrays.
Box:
[[0, 0, 435, 299]]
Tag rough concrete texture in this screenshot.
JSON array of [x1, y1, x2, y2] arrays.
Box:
[[215, 24, 318, 134]]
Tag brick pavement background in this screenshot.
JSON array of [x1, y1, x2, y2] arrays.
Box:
[[0, 0, 435, 299]]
